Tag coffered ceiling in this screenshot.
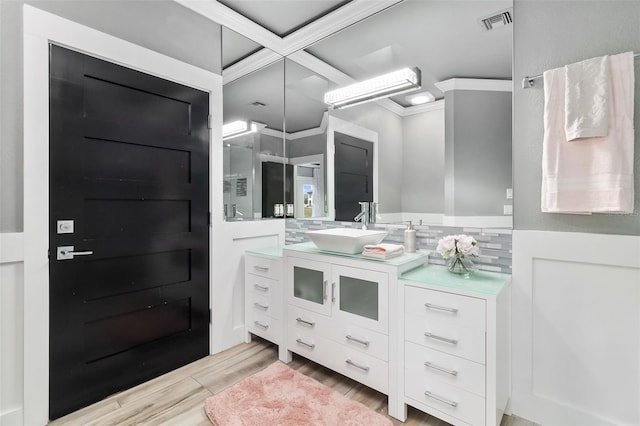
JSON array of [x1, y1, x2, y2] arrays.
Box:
[[177, 0, 512, 131]]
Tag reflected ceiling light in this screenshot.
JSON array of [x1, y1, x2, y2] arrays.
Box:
[[324, 67, 421, 109], [222, 120, 258, 140], [406, 91, 435, 105]]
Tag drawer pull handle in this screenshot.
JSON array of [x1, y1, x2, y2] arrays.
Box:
[[424, 332, 458, 345], [345, 359, 370, 372], [424, 390, 458, 408], [295, 317, 315, 327], [253, 321, 269, 329], [424, 303, 458, 314], [254, 265, 269, 272], [295, 338, 315, 349], [254, 284, 269, 291], [346, 335, 370, 347], [331, 282, 336, 303], [424, 361, 458, 376], [253, 302, 269, 310], [323, 280, 328, 301]]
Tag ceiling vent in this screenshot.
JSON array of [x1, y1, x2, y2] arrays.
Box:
[[479, 8, 513, 31]]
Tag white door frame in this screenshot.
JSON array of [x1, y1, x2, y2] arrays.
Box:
[[23, 6, 222, 424]]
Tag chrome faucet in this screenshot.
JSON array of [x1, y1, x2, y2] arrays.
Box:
[[354, 201, 371, 229]]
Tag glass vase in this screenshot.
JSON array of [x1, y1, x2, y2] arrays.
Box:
[[446, 253, 475, 277]]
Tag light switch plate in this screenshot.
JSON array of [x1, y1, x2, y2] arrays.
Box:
[[506, 188, 513, 199], [503, 205, 513, 215]]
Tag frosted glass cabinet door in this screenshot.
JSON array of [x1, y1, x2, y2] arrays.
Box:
[[287, 257, 332, 316], [332, 265, 388, 333]]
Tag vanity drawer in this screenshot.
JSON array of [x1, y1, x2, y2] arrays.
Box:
[[288, 325, 388, 394], [246, 275, 282, 318], [334, 343, 388, 394], [288, 306, 331, 336], [245, 254, 282, 280], [247, 310, 282, 344], [405, 312, 485, 364], [405, 341, 485, 397], [329, 321, 389, 362], [246, 292, 280, 319], [405, 285, 486, 332], [405, 374, 485, 426]]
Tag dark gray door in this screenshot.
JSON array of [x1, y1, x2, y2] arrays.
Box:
[[334, 132, 373, 221], [49, 45, 210, 419]]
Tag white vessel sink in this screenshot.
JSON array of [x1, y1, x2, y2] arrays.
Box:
[[306, 228, 388, 254]]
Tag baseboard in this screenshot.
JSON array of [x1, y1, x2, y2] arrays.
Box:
[[0, 407, 23, 426]]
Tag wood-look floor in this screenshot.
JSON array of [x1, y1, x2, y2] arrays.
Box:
[[49, 338, 537, 426]]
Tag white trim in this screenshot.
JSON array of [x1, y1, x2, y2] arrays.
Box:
[[223, 49, 282, 85], [326, 116, 379, 221], [176, 0, 402, 59], [511, 230, 640, 426], [23, 5, 222, 424], [175, 0, 284, 53], [0, 233, 24, 264], [279, 0, 403, 56], [0, 408, 24, 426], [399, 99, 445, 116], [434, 78, 513, 93]]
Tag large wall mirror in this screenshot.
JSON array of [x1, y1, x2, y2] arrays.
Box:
[[222, 0, 513, 228], [222, 28, 286, 220]]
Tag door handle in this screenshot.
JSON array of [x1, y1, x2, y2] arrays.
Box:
[[57, 246, 94, 260]]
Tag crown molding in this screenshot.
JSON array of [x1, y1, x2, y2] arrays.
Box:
[[288, 112, 328, 140], [434, 78, 513, 93], [223, 48, 282, 85], [400, 99, 444, 116]]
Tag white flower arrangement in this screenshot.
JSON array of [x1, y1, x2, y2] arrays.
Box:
[[436, 234, 479, 259]]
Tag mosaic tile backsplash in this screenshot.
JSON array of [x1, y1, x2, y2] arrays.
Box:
[[285, 219, 512, 274]]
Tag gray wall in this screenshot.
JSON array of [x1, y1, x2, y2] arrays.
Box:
[[0, 0, 222, 232], [330, 103, 404, 214], [445, 90, 512, 216], [286, 132, 326, 159], [514, 0, 640, 235], [402, 108, 445, 213]]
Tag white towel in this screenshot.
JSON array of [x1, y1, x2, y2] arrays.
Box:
[[362, 244, 404, 259], [541, 52, 635, 214], [565, 55, 610, 141]]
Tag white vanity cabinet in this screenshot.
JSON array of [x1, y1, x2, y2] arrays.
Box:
[[244, 247, 285, 358], [399, 265, 511, 426], [283, 242, 427, 416]]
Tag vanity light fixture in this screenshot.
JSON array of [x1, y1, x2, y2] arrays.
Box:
[[222, 120, 258, 140], [406, 90, 435, 105], [324, 67, 421, 109]]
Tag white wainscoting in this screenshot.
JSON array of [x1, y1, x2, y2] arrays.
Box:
[[212, 219, 285, 353], [511, 230, 640, 426], [0, 233, 25, 426]]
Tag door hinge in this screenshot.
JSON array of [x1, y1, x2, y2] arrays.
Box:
[[209, 308, 212, 324], [207, 115, 213, 129], [208, 211, 211, 225]]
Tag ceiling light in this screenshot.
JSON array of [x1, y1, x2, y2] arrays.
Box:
[[324, 67, 421, 109], [222, 120, 258, 140], [406, 91, 435, 105]]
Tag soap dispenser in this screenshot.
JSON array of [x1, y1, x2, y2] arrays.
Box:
[[404, 221, 416, 253]]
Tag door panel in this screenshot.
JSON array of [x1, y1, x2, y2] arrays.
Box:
[[49, 45, 210, 419], [334, 132, 373, 221]]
